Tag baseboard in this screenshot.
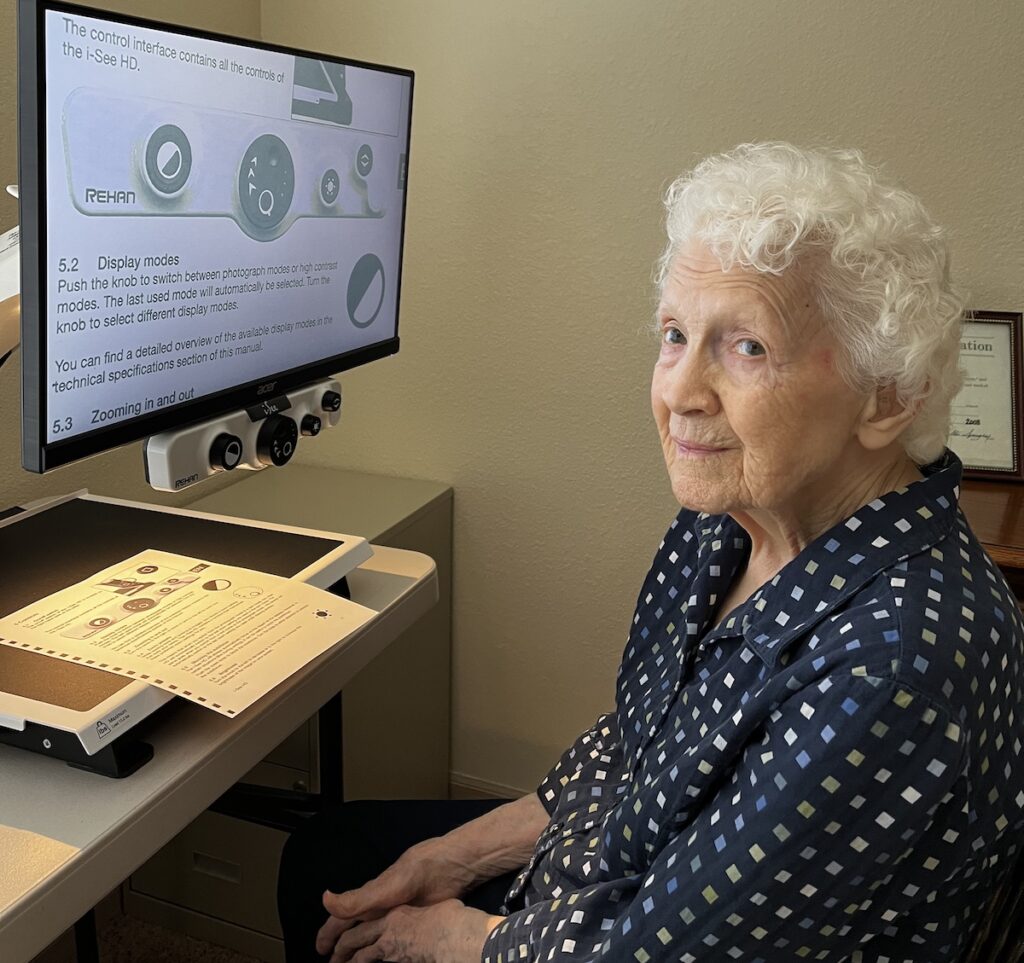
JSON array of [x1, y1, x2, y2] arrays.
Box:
[[449, 771, 529, 800]]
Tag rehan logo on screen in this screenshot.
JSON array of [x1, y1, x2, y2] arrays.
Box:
[[85, 187, 136, 205]]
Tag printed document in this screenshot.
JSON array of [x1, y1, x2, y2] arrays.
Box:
[[0, 550, 375, 716]]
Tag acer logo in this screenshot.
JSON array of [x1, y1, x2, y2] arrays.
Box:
[[256, 382, 277, 396]]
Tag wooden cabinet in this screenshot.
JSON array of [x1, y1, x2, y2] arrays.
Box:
[[960, 479, 1024, 600]]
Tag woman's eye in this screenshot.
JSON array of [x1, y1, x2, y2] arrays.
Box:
[[737, 339, 765, 357], [662, 327, 684, 346]]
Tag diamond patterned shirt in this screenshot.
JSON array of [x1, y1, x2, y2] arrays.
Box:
[[483, 449, 1024, 962]]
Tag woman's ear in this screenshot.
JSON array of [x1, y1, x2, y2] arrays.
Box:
[[856, 383, 921, 451]]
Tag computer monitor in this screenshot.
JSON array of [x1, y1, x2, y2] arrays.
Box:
[[18, 0, 413, 473]]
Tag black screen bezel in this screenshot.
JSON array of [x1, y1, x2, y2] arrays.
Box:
[[18, 0, 414, 472]]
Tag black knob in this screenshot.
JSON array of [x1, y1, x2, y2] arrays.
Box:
[[301, 414, 322, 437], [256, 415, 299, 467], [321, 390, 341, 412], [209, 433, 243, 472]]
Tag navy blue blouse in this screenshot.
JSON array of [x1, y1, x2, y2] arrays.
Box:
[[483, 449, 1024, 962]]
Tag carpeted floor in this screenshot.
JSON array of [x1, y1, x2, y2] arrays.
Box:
[[98, 914, 266, 963]]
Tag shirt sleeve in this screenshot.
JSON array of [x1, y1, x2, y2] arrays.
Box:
[[535, 713, 620, 816], [486, 673, 968, 962]]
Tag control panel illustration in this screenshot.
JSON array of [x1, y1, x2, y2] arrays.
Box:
[[61, 560, 209, 639], [60, 87, 391, 240]]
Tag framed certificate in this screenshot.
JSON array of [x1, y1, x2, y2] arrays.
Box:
[[953, 310, 1024, 481]]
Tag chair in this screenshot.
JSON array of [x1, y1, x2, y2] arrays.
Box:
[[963, 851, 1024, 963]]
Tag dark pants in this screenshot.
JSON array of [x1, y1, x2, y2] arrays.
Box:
[[277, 799, 518, 962]]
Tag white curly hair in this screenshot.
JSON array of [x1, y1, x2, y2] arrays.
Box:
[[656, 142, 966, 466]]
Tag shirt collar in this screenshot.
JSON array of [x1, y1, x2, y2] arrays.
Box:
[[694, 448, 963, 667]]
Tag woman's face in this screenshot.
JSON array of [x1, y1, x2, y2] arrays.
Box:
[[651, 242, 872, 518]]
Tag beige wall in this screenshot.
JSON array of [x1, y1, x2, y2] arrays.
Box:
[[4, 1, 1020, 797], [0, 0, 261, 509], [261, 0, 1023, 795]]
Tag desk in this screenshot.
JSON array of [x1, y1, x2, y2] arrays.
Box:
[[115, 468, 452, 959], [0, 543, 437, 963], [188, 466, 453, 802]]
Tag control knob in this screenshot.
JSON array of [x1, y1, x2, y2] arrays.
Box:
[[256, 415, 299, 467], [301, 414, 322, 437], [209, 433, 243, 472], [321, 390, 341, 412]]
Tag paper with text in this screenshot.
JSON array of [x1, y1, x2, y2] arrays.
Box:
[[0, 550, 375, 716]]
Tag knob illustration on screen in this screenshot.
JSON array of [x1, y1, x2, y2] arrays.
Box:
[[143, 123, 192, 196], [238, 133, 295, 232], [355, 144, 373, 179], [320, 168, 340, 206], [346, 253, 385, 328]]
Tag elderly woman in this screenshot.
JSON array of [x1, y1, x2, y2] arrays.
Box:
[[277, 143, 1024, 962]]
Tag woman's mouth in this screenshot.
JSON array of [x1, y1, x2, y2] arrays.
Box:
[[673, 438, 727, 456]]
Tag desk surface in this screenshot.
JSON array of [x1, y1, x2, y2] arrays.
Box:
[[189, 464, 452, 544], [0, 544, 437, 963]]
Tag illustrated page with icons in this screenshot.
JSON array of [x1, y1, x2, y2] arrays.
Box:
[[0, 549, 376, 717], [44, 9, 411, 442]]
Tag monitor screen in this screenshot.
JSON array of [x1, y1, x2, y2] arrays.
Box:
[[19, 0, 413, 472]]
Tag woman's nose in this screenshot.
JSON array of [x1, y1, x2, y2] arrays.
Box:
[[660, 350, 719, 415]]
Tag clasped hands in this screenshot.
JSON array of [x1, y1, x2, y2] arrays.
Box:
[[315, 838, 504, 963]]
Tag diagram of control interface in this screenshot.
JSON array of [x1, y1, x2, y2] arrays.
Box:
[[62, 560, 207, 639], [43, 10, 410, 444], [63, 559, 270, 639], [62, 81, 393, 240]]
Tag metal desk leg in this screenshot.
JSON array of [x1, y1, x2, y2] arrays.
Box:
[[317, 691, 343, 805], [74, 909, 99, 963]]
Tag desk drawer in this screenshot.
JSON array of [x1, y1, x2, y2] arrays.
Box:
[[129, 810, 287, 938], [262, 720, 314, 772]]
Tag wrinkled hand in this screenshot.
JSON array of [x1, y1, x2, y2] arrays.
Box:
[[317, 896, 501, 963], [315, 840, 480, 956]]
